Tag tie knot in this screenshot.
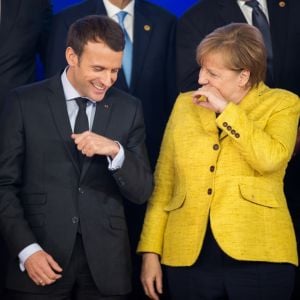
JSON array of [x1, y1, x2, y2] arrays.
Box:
[[75, 97, 88, 111], [116, 11, 128, 28], [245, 0, 259, 9]]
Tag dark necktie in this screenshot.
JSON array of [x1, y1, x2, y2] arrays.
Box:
[[74, 97, 89, 169], [116, 11, 133, 87], [245, 0, 273, 83]]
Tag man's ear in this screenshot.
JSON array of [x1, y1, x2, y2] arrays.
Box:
[[239, 69, 250, 87], [65, 47, 78, 67]]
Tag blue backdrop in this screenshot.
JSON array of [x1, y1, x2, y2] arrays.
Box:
[[52, 0, 198, 17]]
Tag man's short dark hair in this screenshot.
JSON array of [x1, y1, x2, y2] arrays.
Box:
[[67, 15, 125, 58]]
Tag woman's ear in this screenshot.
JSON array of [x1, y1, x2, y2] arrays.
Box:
[[239, 69, 250, 87]]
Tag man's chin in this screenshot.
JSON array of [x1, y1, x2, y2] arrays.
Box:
[[91, 92, 106, 102]]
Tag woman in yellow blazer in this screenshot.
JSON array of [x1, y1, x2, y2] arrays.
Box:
[[137, 23, 300, 300]]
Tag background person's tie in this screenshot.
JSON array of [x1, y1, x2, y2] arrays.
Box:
[[245, 0, 273, 83], [74, 97, 89, 169], [116, 11, 133, 87]]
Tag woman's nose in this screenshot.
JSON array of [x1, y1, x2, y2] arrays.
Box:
[[198, 68, 207, 85]]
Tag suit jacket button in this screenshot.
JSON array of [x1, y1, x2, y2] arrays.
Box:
[[223, 122, 228, 127], [207, 188, 213, 195], [231, 129, 236, 135], [78, 187, 84, 194], [227, 126, 232, 131], [209, 166, 215, 172], [235, 133, 240, 138], [72, 216, 79, 224], [213, 144, 219, 150]]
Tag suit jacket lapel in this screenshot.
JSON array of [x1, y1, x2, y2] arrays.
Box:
[[94, 0, 107, 15], [130, 2, 152, 93], [0, 0, 21, 35], [267, 0, 289, 82], [218, 0, 247, 23], [46, 75, 80, 175]]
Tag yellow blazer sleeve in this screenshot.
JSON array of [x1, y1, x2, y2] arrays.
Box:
[[137, 94, 183, 255], [216, 89, 300, 174]]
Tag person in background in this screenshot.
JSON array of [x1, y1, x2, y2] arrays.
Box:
[[0, 15, 153, 300], [45, 2, 177, 298], [176, 1, 300, 298], [138, 23, 300, 300], [0, 0, 52, 107], [0, 0, 52, 296]]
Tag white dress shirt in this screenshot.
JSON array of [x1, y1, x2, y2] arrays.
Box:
[[237, 0, 270, 24], [103, 0, 135, 42]]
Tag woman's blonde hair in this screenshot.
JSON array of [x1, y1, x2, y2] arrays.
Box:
[[196, 23, 267, 87]]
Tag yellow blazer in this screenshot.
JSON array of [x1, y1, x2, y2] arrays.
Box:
[[138, 83, 300, 266]]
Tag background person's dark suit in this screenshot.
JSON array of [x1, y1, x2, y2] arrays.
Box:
[[176, 1, 300, 298], [0, 0, 52, 296], [0, 0, 52, 105], [176, 0, 300, 96], [0, 74, 153, 296]]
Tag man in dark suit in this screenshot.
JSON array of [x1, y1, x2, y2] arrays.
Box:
[[0, 15, 153, 299], [45, 3, 177, 298], [176, 1, 300, 299], [0, 0, 52, 296], [176, 0, 300, 96], [0, 0, 52, 106]]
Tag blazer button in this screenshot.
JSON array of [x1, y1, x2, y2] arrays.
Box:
[[209, 166, 215, 172], [223, 122, 228, 127], [207, 188, 213, 195], [227, 126, 232, 131], [78, 187, 84, 194], [231, 129, 236, 135], [235, 133, 240, 138], [72, 216, 79, 224], [213, 144, 219, 151]]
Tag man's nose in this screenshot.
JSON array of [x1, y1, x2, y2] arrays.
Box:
[[102, 71, 114, 86]]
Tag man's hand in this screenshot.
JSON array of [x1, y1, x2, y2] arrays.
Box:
[[72, 131, 120, 159], [24, 250, 63, 286], [141, 253, 163, 300]]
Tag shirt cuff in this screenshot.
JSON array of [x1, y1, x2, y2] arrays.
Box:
[[18, 243, 43, 271], [107, 141, 125, 171]]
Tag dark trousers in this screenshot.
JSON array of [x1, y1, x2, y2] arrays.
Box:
[[6, 235, 127, 300], [166, 225, 295, 300]]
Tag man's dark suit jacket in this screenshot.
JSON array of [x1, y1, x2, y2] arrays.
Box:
[[0, 0, 52, 105], [0, 74, 153, 295], [176, 0, 300, 96], [45, 0, 177, 168]]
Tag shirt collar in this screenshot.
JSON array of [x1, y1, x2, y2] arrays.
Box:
[[238, 0, 268, 11], [103, 0, 135, 18], [61, 68, 96, 103]]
